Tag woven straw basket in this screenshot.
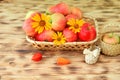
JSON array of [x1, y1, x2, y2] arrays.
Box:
[[100, 23, 120, 56], [26, 15, 99, 51]]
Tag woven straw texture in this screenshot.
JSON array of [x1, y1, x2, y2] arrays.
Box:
[[100, 23, 120, 56]]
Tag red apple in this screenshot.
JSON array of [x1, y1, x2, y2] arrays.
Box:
[[102, 33, 120, 45], [66, 14, 78, 21], [22, 12, 41, 36], [22, 18, 36, 37], [63, 28, 77, 42], [78, 23, 96, 41], [35, 30, 55, 42], [51, 13, 67, 31], [70, 7, 83, 19], [46, 2, 71, 15]]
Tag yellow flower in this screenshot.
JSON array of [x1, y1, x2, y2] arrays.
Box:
[[31, 13, 51, 33], [52, 32, 66, 45], [67, 18, 85, 33]]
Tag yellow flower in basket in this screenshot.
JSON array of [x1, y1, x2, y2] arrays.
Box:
[[52, 32, 66, 45], [67, 18, 85, 33], [31, 13, 51, 33]]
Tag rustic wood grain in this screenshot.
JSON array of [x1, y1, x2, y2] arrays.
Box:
[[0, 0, 120, 80]]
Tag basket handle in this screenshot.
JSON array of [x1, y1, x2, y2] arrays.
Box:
[[84, 14, 99, 38], [101, 23, 120, 34]]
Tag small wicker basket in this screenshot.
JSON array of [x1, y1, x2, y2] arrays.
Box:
[[26, 15, 99, 51], [100, 23, 120, 56]]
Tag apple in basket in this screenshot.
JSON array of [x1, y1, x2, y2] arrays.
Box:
[[51, 13, 66, 31], [35, 30, 55, 42], [78, 23, 96, 41], [70, 7, 83, 19], [46, 2, 71, 15], [22, 11, 40, 37], [22, 18, 37, 37], [66, 14, 78, 21], [63, 28, 77, 42], [102, 33, 120, 45]]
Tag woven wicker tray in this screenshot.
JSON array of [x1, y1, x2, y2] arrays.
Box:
[[26, 15, 99, 51]]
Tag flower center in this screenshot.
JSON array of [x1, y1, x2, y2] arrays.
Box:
[[74, 24, 79, 29], [57, 37, 61, 41], [39, 20, 46, 26]]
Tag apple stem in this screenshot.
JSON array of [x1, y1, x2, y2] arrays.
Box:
[[87, 26, 92, 30], [109, 32, 114, 38]]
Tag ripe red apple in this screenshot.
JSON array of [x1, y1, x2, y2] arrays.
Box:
[[22, 18, 36, 37], [35, 30, 55, 42], [63, 28, 77, 42], [46, 2, 71, 15], [22, 12, 41, 37], [102, 33, 120, 45], [78, 23, 96, 41], [51, 13, 67, 31], [70, 7, 83, 19], [66, 14, 78, 21]]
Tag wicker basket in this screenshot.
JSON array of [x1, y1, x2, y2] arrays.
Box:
[[26, 15, 99, 51], [100, 23, 120, 56]]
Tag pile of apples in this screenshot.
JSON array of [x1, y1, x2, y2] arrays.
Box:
[[22, 2, 97, 43]]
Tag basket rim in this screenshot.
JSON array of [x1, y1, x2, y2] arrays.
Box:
[[100, 33, 120, 46], [101, 23, 120, 34], [26, 35, 99, 45]]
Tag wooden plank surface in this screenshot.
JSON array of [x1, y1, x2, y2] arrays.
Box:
[[0, 0, 120, 80]]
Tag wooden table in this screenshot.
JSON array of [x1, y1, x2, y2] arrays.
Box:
[[0, 0, 120, 80]]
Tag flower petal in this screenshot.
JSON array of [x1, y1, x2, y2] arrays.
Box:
[[41, 14, 46, 20], [31, 14, 41, 21], [45, 22, 51, 30], [52, 33, 57, 39], [38, 26, 44, 33], [78, 19, 85, 26], [52, 32, 66, 45], [67, 19, 75, 26], [31, 22, 39, 28]]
